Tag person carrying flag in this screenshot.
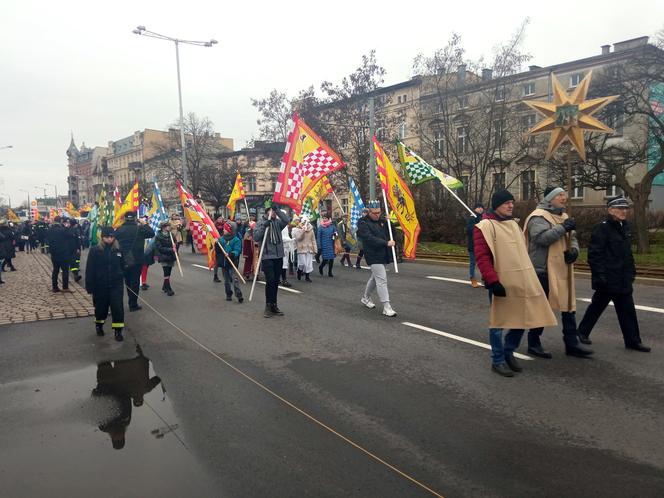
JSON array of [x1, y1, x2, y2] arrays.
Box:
[[357, 201, 397, 317], [217, 222, 244, 302], [154, 220, 176, 296], [115, 211, 155, 311], [253, 203, 290, 318]]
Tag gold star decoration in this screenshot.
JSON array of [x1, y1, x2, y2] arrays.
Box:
[[524, 71, 618, 161]]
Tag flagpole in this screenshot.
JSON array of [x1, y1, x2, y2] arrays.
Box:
[[439, 180, 477, 217], [215, 240, 246, 284], [243, 198, 250, 220], [249, 226, 269, 302], [331, 190, 346, 216], [169, 232, 184, 277], [380, 188, 399, 274]]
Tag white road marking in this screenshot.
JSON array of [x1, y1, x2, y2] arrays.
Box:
[[257, 281, 302, 294], [192, 263, 302, 293], [427, 276, 664, 314], [402, 322, 533, 361], [576, 298, 664, 315]]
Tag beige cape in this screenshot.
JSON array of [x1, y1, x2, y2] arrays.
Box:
[[477, 218, 557, 329], [523, 209, 575, 312]]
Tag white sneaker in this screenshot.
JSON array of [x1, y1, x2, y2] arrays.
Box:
[[361, 296, 376, 309], [382, 303, 397, 317]]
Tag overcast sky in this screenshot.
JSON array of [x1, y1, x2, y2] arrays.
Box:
[[1, 0, 662, 208]]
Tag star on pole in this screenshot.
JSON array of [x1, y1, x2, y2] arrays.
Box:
[[524, 71, 618, 161]]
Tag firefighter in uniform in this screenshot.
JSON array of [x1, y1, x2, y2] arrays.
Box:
[[85, 226, 126, 342]]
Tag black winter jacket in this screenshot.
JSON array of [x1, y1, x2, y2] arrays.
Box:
[[466, 214, 482, 252], [46, 223, 75, 261], [85, 243, 125, 294], [115, 221, 155, 268], [154, 231, 176, 264], [357, 215, 391, 265], [588, 217, 636, 294], [0, 226, 13, 259]]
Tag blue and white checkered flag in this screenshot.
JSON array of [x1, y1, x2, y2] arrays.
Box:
[[348, 177, 365, 231], [148, 182, 168, 235]]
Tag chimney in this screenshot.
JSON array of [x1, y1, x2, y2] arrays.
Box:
[[482, 68, 493, 81], [457, 64, 466, 85], [529, 65, 541, 71], [601, 44, 610, 55]]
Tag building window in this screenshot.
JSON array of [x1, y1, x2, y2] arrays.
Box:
[[493, 172, 505, 190], [495, 87, 505, 102], [523, 82, 535, 96], [247, 176, 257, 192], [494, 119, 505, 148], [570, 73, 583, 88], [571, 167, 584, 199], [398, 122, 407, 140], [457, 126, 468, 154], [270, 174, 279, 190], [341, 197, 349, 214], [521, 113, 537, 131], [605, 177, 622, 198], [521, 170, 535, 200], [436, 102, 444, 113], [607, 110, 624, 136], [403, 94, 407, 103], [458, 95, 469, 109], [434, 130, 444, 157], [397, 96, 402, 104]]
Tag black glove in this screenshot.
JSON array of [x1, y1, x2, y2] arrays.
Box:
[[564, 248, 578, 264], [562, 218, 576, 232], [489, 281, 507, 297]]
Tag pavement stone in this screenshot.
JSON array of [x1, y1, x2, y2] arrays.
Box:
[[0, 251, 94, 324]]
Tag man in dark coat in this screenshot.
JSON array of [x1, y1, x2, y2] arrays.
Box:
[[64, 218, 83, 283], [0, 221, 17, 271], [46, 216, 75, 292], [577, 196, 650, 352], [114, 211, 155, 311], [466, 202, 484, 287], [86, 226, 126, 341], [0, 219, 11, 284], [357, 200, 397, 317]]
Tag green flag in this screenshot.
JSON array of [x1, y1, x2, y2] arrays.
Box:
[[396, 140, 463, 189]]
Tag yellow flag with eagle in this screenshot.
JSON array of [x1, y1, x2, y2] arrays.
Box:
[[372, 136, 420, 259]]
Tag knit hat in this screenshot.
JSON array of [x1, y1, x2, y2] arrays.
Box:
[[222, 222, 233, 234], [124, 211, 137, 221], [101, 226, 115, 237], [491, 189, 515, 210], [473, 202, 484, 209], [543, 186, 565, 202], [607, 195, 629, 208]]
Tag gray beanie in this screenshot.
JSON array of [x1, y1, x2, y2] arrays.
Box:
[[544, 187, 565, 202]]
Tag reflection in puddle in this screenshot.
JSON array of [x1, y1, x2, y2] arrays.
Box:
[[92, 345, 163, 450], [0, 345, 216, 498]]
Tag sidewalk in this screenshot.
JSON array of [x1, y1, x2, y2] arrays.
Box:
[[0, 250, 94, 325]]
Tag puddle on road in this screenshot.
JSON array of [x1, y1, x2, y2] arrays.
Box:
[[0, 345, 217, 498]]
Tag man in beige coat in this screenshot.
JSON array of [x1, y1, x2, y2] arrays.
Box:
[[524, 186, 593, 359], [474, 189, 557, 377]]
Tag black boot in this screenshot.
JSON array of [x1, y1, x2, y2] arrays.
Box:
[[328, 260, 334, 277], [271, 303, 284, 316], [141, 283, 150, 290], [165, 281, 175, 296], [505, 355, 523, 372], [305, 273, 312, 282], [114, 328, 124, 342], [95, 324, 104, 336], [213, 273, 221, 283], [319, 262, 324, 275], [565, 344, 594, 357], [297, 269, 302, 280], [264, 304, 274, 318]]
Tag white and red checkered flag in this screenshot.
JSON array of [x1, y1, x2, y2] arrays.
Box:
[[273, 112, 345, 210], [178, 182, 219, 269]]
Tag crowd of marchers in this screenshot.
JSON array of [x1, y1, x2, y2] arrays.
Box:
[[0, 187, 651, 375]]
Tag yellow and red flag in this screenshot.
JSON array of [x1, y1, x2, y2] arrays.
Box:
[[372, 136, 420, 259], [297, 176, 333, 215], [66, 201, 81, 218], [177, 182, 219, 269], [226, 171, 246, 219], [112, 183, 140, 228], [7, 208, 21, 222], [273, 112, 345, 210]]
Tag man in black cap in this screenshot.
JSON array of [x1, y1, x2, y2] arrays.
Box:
[[114, 211, 155, 312], [46, 216, 75, 292], [466, 202, 484, 287], [577, 196, 650, 352]]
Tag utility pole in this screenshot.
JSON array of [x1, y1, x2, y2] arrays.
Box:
[[368, 96, 376, 201]]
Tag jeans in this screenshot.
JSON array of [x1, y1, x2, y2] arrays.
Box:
[[487, 290, 524, 364], [469, 251, 476, 279]]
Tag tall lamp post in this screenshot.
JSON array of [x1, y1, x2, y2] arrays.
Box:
[[19, 188, 30, 218], [133, 25, 217, 189], [45, 183, 59, 207]]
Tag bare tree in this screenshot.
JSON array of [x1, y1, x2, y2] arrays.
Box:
[[251, 90, 292, 142]]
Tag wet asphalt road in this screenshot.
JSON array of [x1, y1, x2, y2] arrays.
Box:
[[1, 252, 664, 497]]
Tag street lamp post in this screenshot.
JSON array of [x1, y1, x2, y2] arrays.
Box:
[[45, 183, 58, 207], [133, 25, 217, 189], [19, 188, 30, 218]]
